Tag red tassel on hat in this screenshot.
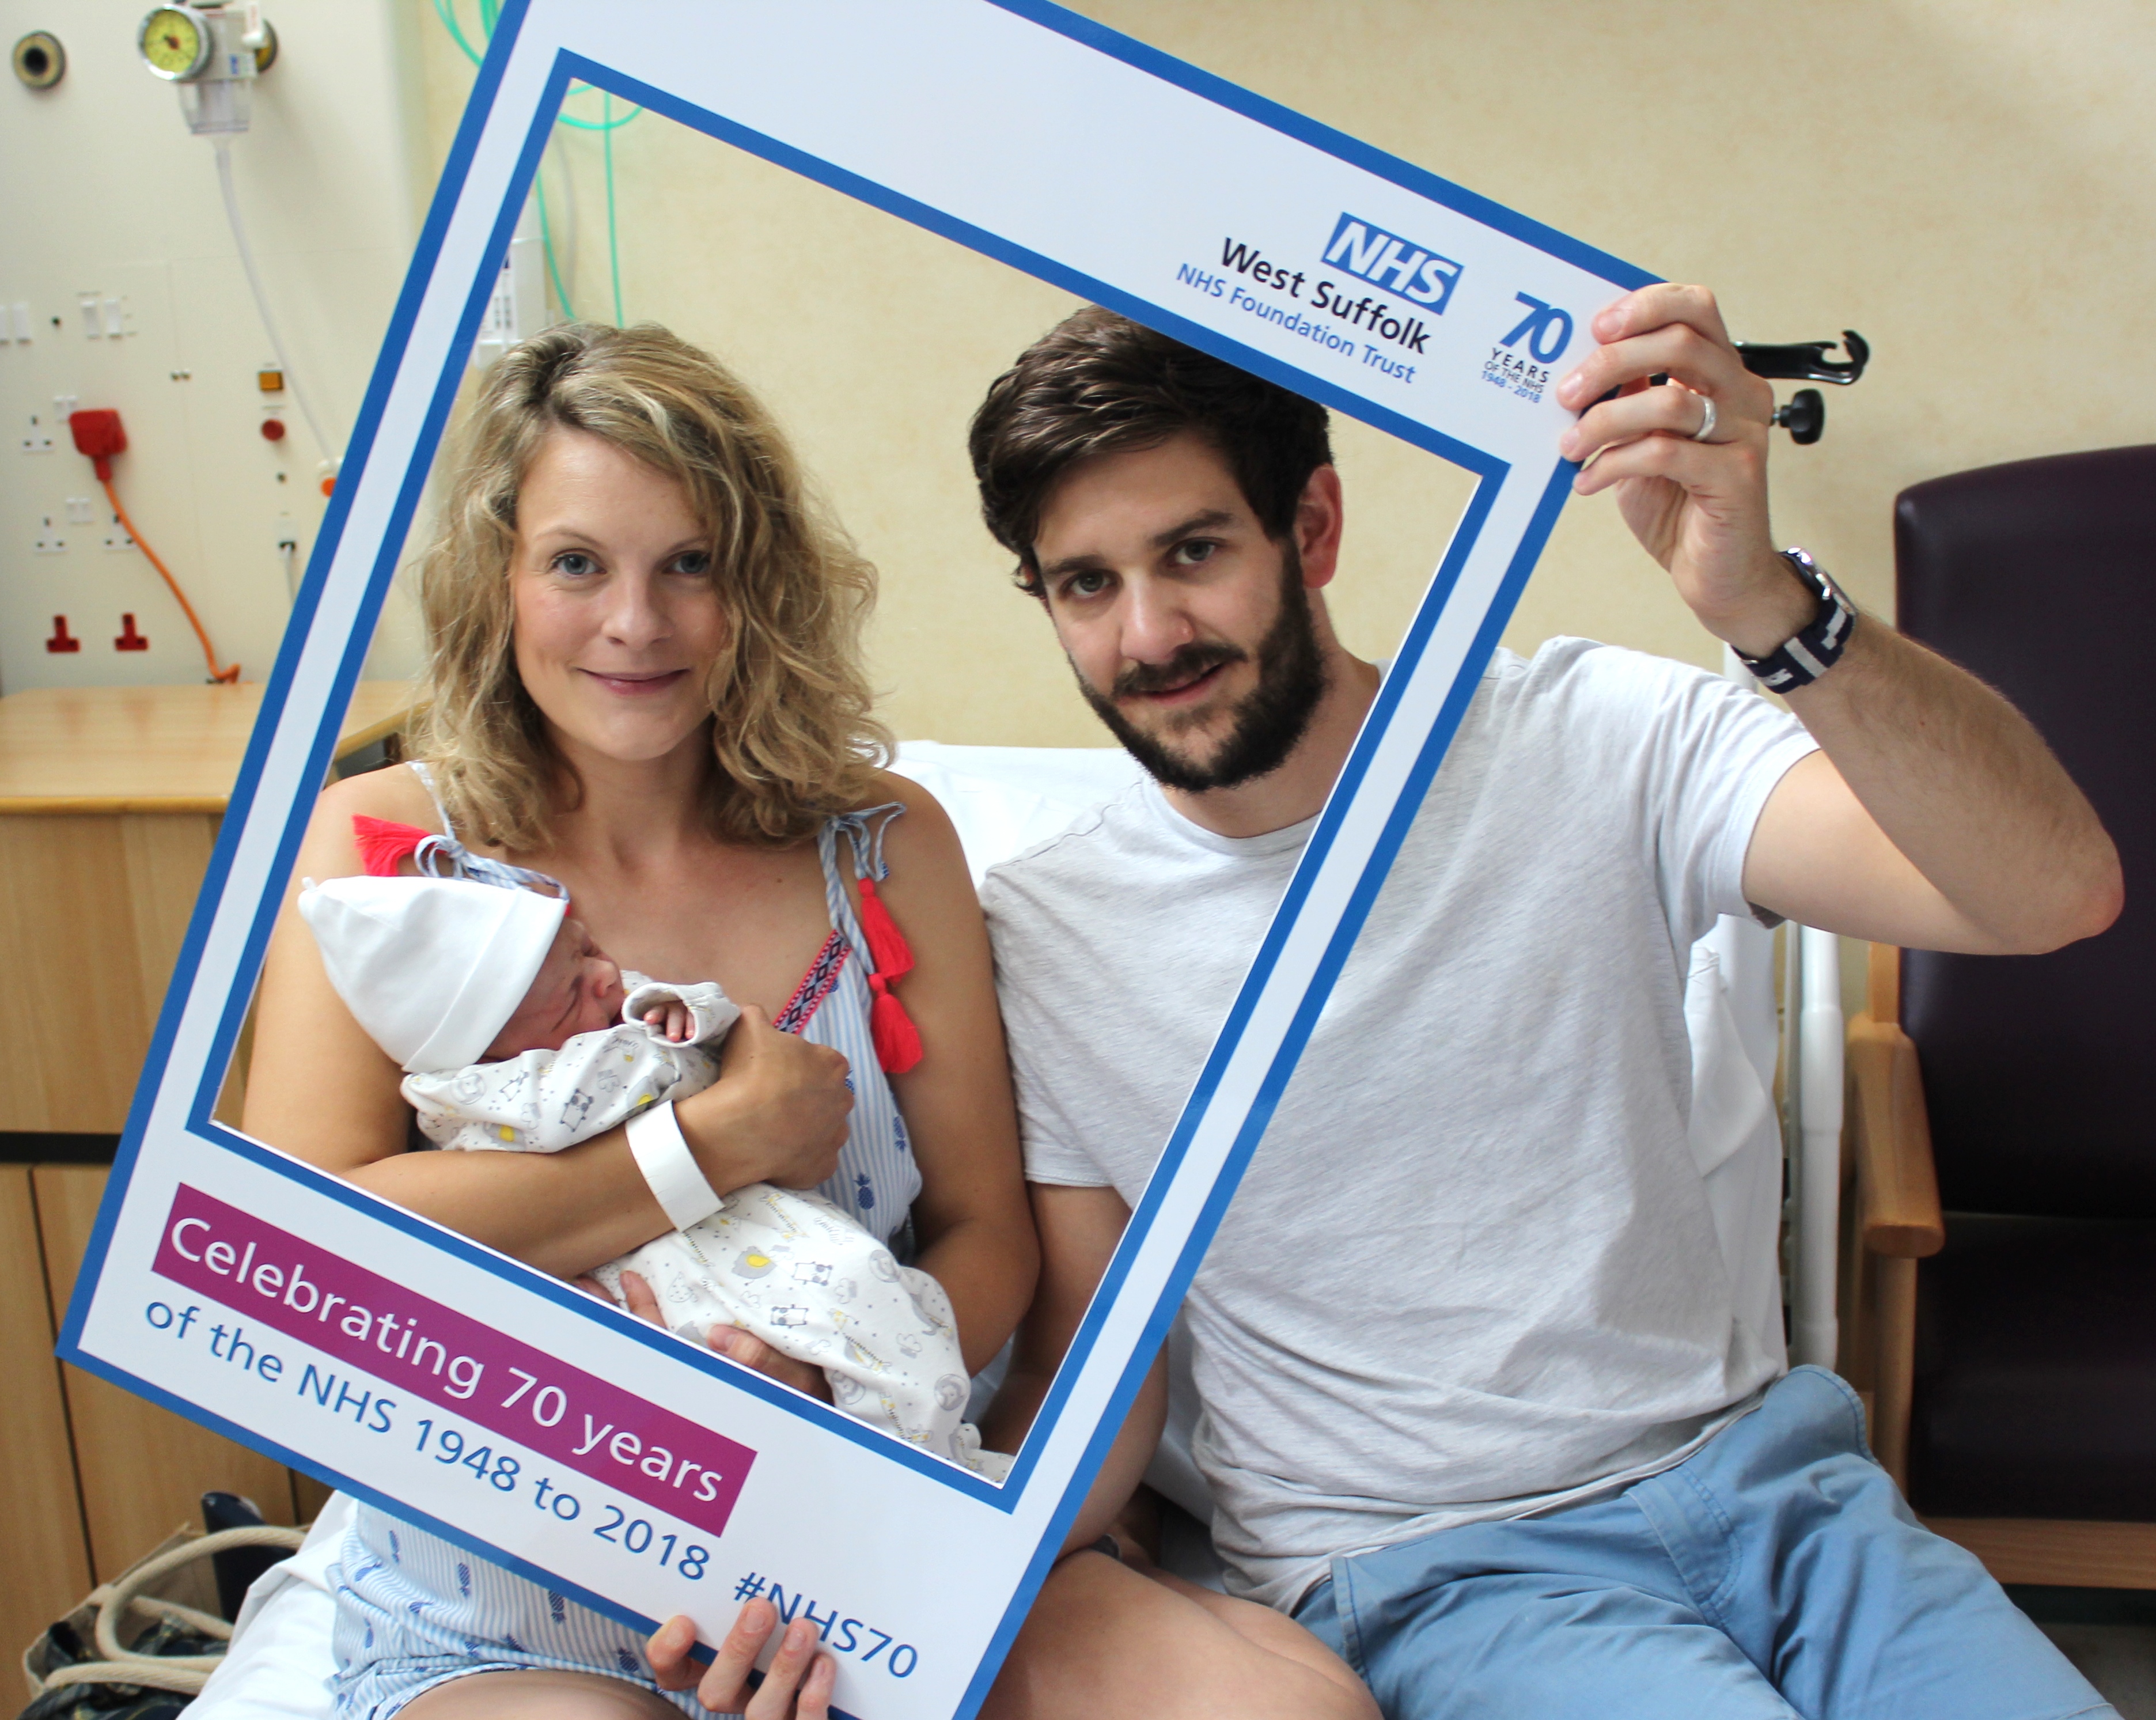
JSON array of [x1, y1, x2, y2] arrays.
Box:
[[857, 875, 922, 1075], [352, 814, 433, 878]]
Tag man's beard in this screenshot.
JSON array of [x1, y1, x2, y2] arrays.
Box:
[[1074, 545, 1327, 794]]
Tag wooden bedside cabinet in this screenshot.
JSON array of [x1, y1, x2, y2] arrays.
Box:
[[0, 681, 411, 1656]]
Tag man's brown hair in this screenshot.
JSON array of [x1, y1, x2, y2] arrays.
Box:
[[968, 307, 1333, 595]]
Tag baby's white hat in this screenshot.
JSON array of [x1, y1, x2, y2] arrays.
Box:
[[297, 875, 567, 1073]]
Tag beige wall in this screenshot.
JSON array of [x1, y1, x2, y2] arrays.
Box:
[[392, 1, 2150, 742]]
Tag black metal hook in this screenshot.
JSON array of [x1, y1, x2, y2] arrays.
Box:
[[1623, 331, 1868, 446], [1734, 331, 1869, 385]]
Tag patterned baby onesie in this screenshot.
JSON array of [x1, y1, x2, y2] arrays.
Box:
[[594, 1184, 1006, 1478], [399, 972, 996, 1473]]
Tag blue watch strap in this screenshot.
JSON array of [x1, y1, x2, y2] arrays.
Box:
[[1740, 548, 1855, 691]]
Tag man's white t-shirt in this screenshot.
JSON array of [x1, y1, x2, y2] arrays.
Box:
[[980, 639, 1820, 1609]]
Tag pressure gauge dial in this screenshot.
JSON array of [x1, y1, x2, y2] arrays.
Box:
[[138, 6, 211, 81]]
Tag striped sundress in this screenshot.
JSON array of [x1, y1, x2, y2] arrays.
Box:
[[328, 784, 920, 1718]]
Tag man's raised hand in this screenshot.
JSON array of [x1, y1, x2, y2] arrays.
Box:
[[1555, 284, 1815, 661]]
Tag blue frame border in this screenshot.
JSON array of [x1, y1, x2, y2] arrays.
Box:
[[58, 3, 1651, 1713]]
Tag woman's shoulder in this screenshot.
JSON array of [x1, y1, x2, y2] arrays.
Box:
[[297, 763, 444, 880], [855, 769, 960, 851], [317, 761, 442, 830], [849, 770, 970, 895]]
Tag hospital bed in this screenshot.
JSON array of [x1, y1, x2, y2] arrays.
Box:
[[187, 721, 1844, 1717]]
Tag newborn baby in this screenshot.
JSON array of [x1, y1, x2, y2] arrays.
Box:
[[298, 834, 1004, 1479]]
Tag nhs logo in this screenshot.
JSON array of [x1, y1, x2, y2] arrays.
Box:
[[1322, 214, 1463, 313]]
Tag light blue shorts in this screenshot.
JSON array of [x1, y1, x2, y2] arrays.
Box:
[[1293, 1367, 2115, 1720]]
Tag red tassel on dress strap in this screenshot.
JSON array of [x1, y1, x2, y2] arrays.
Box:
[[352, 814, 432, 878], [857, 874, 923, 1075]]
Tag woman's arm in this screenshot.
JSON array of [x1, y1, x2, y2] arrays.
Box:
[[861, 775, 1039, 1375], [245, 771, 850, 1278]]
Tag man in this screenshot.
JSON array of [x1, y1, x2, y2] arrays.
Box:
[[972, 288, 2122, 1720]]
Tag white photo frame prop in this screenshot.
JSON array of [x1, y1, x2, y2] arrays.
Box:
[[59, 5, 1652, 1715]]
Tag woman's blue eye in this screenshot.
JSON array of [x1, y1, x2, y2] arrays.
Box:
[[552, 551, 598, 578], [670, 550, 713, 578]]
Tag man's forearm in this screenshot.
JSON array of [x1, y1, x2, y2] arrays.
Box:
[[1549, 287, 2119, 956], [1775, 614, 2121, 953]]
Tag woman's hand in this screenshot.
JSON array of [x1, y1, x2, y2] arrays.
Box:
[[597, 1270, 833, 1404], [677, 1005, 854, 1192], [649, 1607, 835, 1718]]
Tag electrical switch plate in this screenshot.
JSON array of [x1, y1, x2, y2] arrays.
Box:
[[102, 298, 126, 339], [78, 293, 100, 338], [54, 393, 78, 418], [9, 303, 29, 342], [65, 496, 94, 524], [20, 414, 54, 453]]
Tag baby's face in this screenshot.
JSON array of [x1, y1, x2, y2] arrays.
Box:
[[484, 915, 624, 1059]]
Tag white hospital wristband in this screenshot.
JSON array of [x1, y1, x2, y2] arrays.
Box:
[[625, 1103, 724, 1232]]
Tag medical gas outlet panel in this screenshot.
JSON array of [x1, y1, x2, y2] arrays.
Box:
[[1, 279, 310, 690], [1, 0, 424, 695]]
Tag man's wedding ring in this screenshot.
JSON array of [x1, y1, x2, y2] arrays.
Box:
[[1690, 394, 1719, 443]]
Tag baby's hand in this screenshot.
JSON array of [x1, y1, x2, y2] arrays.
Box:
[[643, 1000, 694, 1042]]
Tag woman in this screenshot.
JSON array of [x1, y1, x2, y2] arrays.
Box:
[[251, 320, 1374, 1720], [248, 322, 1036, 1719]]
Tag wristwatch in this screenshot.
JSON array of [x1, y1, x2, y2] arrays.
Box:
[[1737, 548, 1855, 692]]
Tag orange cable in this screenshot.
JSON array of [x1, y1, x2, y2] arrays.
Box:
[[98, 476, 241, 684]]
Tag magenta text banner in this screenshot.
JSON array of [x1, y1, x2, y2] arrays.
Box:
[[153, 1184, 755, 1535]]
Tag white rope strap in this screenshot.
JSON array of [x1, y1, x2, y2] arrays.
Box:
[[37, 1658, 215, 1698], [74, 1524, 307, 1681]]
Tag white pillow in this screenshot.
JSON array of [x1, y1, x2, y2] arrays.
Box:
[[890, 741, 1146, 885]]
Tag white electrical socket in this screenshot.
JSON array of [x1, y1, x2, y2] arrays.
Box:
[[34, 514, 65, 553], [104, 514, 137, 552], [20, 413, 54, 453]]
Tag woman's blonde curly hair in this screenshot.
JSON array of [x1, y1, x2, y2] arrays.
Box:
[[406, 323, 888, 853]]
